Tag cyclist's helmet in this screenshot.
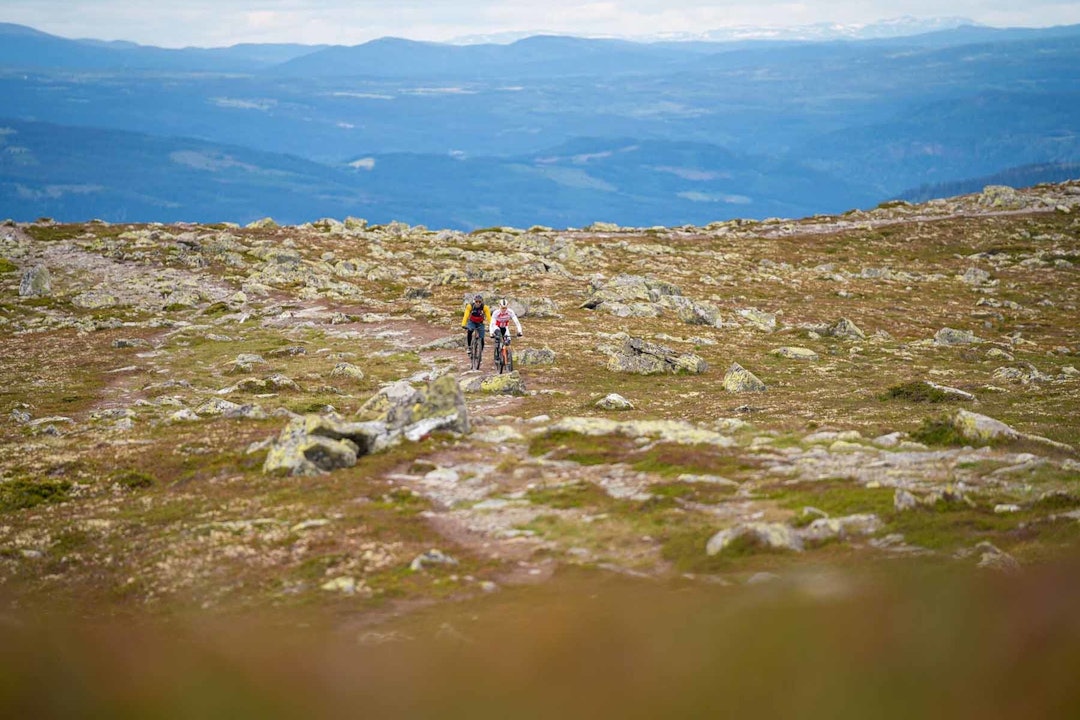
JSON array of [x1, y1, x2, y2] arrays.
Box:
[[473, 294, 483, 303], [499, 299, 508, 308]]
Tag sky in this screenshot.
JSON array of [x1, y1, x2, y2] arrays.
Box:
[[3, 0, 1080, 47]]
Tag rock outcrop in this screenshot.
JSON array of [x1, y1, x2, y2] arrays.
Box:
[[597, 333, 707, 375]]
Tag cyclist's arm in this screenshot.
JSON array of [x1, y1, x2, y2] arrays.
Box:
[[460, 305, 470, 327], [510, 309, 523, 335], [484, 305, 492, 324]]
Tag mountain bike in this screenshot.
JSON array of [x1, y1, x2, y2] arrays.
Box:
[[492, 330, 515, 374], [468, 329, 483, 371]]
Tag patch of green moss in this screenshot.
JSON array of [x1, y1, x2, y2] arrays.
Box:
[[114, 470, 155, 491], [767, 480, 896, 518], [881, 381, 954, 403], [528, 482, 611, 509], [0, 258, 17, 274], [911, 417, 969, 447], [25, 224, 87, 243], [0, 478, 72, 513]]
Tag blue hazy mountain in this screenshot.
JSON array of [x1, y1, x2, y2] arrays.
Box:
[[0, 23, 323, 72], [1, 22, 1078, 227]]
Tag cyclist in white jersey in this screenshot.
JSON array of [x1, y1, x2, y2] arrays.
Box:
[[489, 299, 523, 343]]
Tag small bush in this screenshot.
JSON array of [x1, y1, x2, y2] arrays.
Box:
[[0, 479, 72, 513], [881, 381, 952, 403], [114, 471, 155, 491], [911, 418, 968, 447]]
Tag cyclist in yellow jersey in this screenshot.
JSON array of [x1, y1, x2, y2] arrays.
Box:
[[461, 293, 492, 355]]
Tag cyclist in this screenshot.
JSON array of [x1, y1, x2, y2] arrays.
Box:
[[461, 293, 491, 356], [490, 298, 523, 345]]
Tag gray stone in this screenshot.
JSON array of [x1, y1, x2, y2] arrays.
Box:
[[723, 363, 766, 393], [935, 327, 981, 346], [894, 488, 919, 512], [19, 266, 51, 297], [330, 362, 365, 383], [410, 549, 459, 572], [739, 308, 777, 332], [72, 289, 120, 309], [596, 393, 634, 410], [517, 347, 556, 366], [830, 317, 866, 340], [706, 523, 803, 555], [960, 267, 992, 285], [598, 333, 707, 375], [771, 346, 818, 361]]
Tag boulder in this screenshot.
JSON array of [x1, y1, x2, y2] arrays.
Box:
[[771, 347, 819, 361], [978, 185, 1026, 210], [581, 275, 680, 311], [263, 415, 390, 476], [357, 375, 470, 436], [706, 523, 803, 556], [517, 347, 556, 366], [739, 308, 777, 332], [596, 393, 634, 411], [950, 409, 1019, 443], [72, 289, 120, 309], [264, 376, 470, 476], [723, 363, 766, 392], [478, 372, 527, 396], [934, 327, 981, 346], [830, 317, 865, 340], [598, 333, 707, 375], [19, 266, 51, 297], [246, 217, 279, 230], [330, 362, 365, 383], [960, 267, 992, 286], [659, 295, 721, 326], [801, 514, 883, 543]]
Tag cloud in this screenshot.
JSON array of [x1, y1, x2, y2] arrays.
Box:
[[1, 0, 1079, 47]]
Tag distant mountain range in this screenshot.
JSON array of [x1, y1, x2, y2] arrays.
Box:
[[1, 20, 1078, 228]]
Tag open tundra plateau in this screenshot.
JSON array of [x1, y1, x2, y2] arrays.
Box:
[[1, 181, 1079, 619]]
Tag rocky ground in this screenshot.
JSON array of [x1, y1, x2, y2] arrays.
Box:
[[1, 182, 1078, 618]]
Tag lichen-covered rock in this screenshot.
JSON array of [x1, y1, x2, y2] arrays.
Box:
[[975, 542, 1021, 573], [19, 266, 50, 297], [598, 333, 706, 375], [246, 217, 279, 230], [960, 267, 992, 285], [978, 185, 1026, 210], [739, 308, 777, 332], [830, 317, 865, 340], [547, 417, 734, 447], [596, 393, 634, 410], [517, 347, 556, 366], [723, 363, 766, 392], [801, 514, 883, 543], [330, 362, 365, 383], [479, 372, 527, 396], [706, 523, 803, 555], [72, 289, 121, 309], [934, 327, 981, 346], [581, 275, 680, 311], [771, 346, 819, 361], [357, 375, 470, 435], [950, 409, 1019, 442], [263, 415, 389, 476], [659, 295, 721, 326], [228, 353, 268, 374]]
